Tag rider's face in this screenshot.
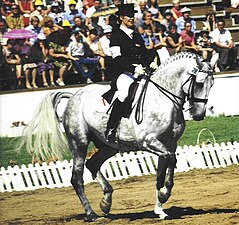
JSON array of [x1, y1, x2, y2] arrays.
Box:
[[121, 15, 135, 28]]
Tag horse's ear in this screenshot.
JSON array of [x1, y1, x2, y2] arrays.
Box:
[[210, 53, 219, 69]]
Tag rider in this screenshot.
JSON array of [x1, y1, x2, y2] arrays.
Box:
[[103, 4, 157, 143]]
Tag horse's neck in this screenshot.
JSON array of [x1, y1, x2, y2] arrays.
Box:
[[151, 58, 193, 95]]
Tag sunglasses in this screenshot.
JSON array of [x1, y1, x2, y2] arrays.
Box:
[[12, 7, 18, 9]]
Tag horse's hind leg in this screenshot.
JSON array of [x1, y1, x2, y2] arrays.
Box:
[[86, 145, 117, 215], [154, 154, 177, 219], [95, 171, 113, 214], [70, 140, 99, 221]]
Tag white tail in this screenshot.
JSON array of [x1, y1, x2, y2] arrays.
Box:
[[17, 93, 69, 162]]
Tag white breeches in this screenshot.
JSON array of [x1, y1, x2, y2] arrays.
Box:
[[116, 73, 135, 102]]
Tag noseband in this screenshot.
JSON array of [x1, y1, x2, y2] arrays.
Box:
[[184, 67, 212, 105]]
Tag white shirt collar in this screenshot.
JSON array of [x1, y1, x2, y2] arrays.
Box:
[[120, 24, 134, 39]]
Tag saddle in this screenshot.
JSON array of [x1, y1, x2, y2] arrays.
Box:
[[102, 80, 139, 118]]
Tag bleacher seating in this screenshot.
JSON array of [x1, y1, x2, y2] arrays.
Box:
[[158, 0, 239, 44]]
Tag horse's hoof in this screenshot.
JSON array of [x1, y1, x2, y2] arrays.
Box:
[[100, 199, 112, 214], [158, 213, 171, 220], [84, 212, 99, 222]]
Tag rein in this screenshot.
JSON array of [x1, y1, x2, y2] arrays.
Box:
[[135, 69, 183, 125]]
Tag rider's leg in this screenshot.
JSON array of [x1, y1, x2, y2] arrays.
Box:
[[105, 74, 134, 142]]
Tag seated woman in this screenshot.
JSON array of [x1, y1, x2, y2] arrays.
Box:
[[180, 21, 200, 54], [196, 27, 215, 61], [85, 28, 105, 81], [30, 33, 56, 87], [40, 15, 63, 37], [154, 24, 170, 64], [2, 39, 22, 89], [13, 38, 38, 89], [47, 30, 73, 86], [166, 23, 183, 55]]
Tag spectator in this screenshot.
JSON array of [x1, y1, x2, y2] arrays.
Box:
[[13, 38, 38, 89], [83, 0, 94, 14], [67, 27, 99, 84], [108, 0, 121, 30], [161, 9, 174, 32], [147, 0, 163, 23], [1, 0, 14, 17], [6, 3, 25, 30], [85, 0, 104, 29], [40, 15, 63, 37], [2, 39, 22, 89], [64, 0, 86, 26], [99, 25, 113, 81], [17, 0, 35, 27], [25, 16, 42, 45], [140, 23, 158, 63], [180, 21, 199, 53], [47, 30, 72, 86], [137, 11, 155, 35], [90, 16, 104, 37], [101, 0, 113, 7], [170, 0, 182, 23], [72, 16, 89, 37], [154, 25, 170, 64], [140, 23, 154, 50], [134, 0, 148, 22], [30, 0, 46, 22], [30, 33, 56, 87], [204, 10, 217, 32], [166, 23, 183, 55], [48, 2, 64, 26], [86, 28, 105, 80], [210, 19, 238, 71], [196, 27, 214, 61], [0, 15, 8, 35], [176, 7, 196, 34]]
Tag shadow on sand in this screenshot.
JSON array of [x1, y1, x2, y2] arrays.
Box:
[[58, 206, 238, 222]]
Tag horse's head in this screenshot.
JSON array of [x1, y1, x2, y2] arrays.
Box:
[[183, 56, 217, 121]]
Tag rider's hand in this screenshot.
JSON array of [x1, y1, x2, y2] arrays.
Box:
[[149, 61, 158, 71], [134, 64, 145, 77]]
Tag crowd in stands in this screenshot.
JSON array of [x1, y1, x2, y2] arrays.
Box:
[[0, 0, 238, 91]]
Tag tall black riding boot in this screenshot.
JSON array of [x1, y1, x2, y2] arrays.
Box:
[[105, 98, 124, 143]]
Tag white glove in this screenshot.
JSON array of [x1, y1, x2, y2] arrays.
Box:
[[134, 64, 145, 77], [150, 61, 158, 70]]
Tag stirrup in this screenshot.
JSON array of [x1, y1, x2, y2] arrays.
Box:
[[105, 128, 116, 143]]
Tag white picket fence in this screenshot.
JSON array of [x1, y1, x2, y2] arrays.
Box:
[[0, 142, 238, 193]]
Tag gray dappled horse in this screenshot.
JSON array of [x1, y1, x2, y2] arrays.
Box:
[[19, 52, 217, 221]]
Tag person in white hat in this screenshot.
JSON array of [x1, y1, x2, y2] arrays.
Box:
[[175, 6, 195, 33]]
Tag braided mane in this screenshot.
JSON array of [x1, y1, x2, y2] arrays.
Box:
[[159, 52, 201, 69]]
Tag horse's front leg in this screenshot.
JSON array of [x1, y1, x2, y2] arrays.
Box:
[[154, 154, 177, 220]]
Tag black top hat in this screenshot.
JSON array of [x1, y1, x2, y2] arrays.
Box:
[[116, 4, 137, 17]]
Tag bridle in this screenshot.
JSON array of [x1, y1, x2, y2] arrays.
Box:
[[183, 66, 213, 106], [135, 66, 212, 124]]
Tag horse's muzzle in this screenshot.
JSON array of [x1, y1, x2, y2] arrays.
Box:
[[192, 114, 205, 121]]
